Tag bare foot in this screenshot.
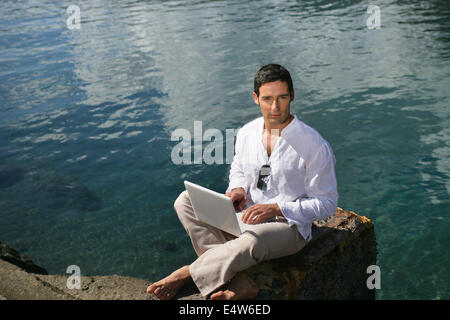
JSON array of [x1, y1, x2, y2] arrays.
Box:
[[146, 265, 192, 300], [210, 272, 259, 300]]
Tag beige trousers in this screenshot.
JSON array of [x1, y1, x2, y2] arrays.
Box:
[[174, 190, 307, 297]]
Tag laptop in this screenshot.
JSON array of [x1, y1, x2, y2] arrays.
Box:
[[184, 180, 248, 237]]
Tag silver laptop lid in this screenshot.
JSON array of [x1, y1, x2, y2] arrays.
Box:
[[184, 180, 243, 237]]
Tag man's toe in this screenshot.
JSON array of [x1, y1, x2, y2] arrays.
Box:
[[147, 284, 155, 293]]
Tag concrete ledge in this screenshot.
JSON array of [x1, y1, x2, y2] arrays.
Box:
[[0, 259, 76, 300], [36, 274, 153, 300]]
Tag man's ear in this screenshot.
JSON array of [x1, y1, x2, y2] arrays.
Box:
[[290, 89, 295, 102], [252, 91, 259, 105]]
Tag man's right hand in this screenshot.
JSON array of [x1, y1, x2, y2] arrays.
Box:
[[225, 187, 247, 211]]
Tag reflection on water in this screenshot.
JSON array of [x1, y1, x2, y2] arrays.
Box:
[[0, 0, 449, 299]]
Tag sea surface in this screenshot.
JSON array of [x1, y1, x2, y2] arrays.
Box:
[[0, 0, 449, 300]]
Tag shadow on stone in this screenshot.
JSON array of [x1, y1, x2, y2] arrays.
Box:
[[173, 282, 204, 300]]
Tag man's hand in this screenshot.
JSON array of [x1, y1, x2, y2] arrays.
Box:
[[225, 187, 247, 211], [241, 203, 283, 224]]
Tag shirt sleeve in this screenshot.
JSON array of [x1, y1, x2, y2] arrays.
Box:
[[276, 142, 339, 227], [226, 129, 249, 193]]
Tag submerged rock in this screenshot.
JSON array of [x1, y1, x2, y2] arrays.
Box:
[[0, 167, 26, 189], [0, 166, 102, 215], [22, 168, 102, 213], [37, 178, 101, 212], [150, 238, 178, 252]]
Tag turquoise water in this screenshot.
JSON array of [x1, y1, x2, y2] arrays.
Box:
[[0, 0, 449, 300]]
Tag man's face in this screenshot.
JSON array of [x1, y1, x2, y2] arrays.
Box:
[[253, 80, 294, 128]]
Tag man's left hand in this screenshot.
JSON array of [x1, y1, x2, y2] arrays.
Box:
[[241, 203, 283, 224]]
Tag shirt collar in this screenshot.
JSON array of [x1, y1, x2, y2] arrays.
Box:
[[259, 113, 297, 137]]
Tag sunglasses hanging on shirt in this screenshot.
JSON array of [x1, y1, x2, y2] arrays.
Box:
[[257, 164, 271, 191]]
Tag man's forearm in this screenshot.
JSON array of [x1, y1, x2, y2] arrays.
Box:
[[277, 196, 337, 227]]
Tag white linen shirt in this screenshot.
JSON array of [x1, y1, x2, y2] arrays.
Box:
[[226, 114, 339, 242]]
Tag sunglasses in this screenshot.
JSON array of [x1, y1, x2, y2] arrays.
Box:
[[257, 164, 271, 191]]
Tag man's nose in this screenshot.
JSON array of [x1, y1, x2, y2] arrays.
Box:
[[271, 99, 280, 110], [272, 99, 280, 109]]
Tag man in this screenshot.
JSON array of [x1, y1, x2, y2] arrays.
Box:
[[147, 64, 338, 300]]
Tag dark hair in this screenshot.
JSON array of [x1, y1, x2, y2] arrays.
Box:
[[254, 64, 294, 97]]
